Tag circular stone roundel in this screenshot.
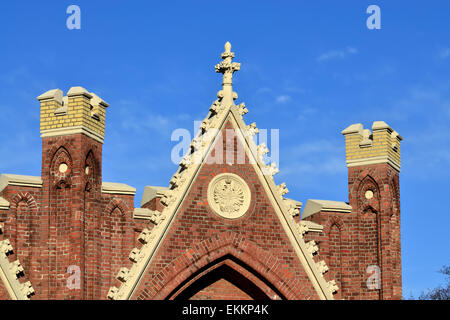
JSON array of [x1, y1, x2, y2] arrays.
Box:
[[207, 173, 251, 219]]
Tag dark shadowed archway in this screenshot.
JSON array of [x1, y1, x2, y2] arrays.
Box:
[[167, 254, 286, 300]]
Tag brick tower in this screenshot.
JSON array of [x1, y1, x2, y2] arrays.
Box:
[[302, 121, 403, 300], [342, 121, 403, 299], [38, 87, 107, 299]]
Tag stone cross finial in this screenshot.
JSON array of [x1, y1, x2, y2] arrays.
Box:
[[215, 42, 241, 106]]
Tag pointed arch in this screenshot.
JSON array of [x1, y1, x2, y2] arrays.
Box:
[[169, 255, 282, 300], [103, 197, 131, 216], [323, 216, 346, 297], [9, 192, 38, 211], [135, 231, 314, 300], [84, 149, 100, 187], [7, 192, 39, 285], [47, 145, 73, 297], [50, 146, 73, 188], [8, 192, 38, 248], [82, 150, 100, 300], [356, 174, 381, 214], [354, 174, 382, 299], [97, 198, 133, 298]]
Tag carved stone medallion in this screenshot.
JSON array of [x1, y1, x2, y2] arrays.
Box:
[[207, 173, 251, 219]]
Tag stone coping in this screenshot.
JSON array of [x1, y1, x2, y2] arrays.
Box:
[[302, 199, 352, 219], [0, 197, 9, 210], [102, 182, 136, 195], [300, 220, 324, 233], [0, 174, 43, 193], [140, 186, 170, 207]]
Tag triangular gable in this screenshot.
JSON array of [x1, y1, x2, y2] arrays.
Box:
[[108, 43, 337, 300]]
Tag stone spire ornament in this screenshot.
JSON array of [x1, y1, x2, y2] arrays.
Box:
[[215, 42, 241, 107]]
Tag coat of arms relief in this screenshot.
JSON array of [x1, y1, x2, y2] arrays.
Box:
[[207, 173, 251, 219]]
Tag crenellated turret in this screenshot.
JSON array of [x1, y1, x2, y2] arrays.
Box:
[[38, 87, 109, 144], [342, 121, 402, 171]]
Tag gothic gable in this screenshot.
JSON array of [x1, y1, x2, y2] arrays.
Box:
[[107, 43, 337, 300]]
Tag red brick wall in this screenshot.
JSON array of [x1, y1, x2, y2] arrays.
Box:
[[0, 124, 401, 300], [96, 195, 135, 299], [304, 162, 402, 300], [0, 275, 11, 300], [171, 257, 282, 300], [132, 121, 322, 300], [0, 187, 42, 298], [328, 224, 342, 291], [190, 279, 252, 300], [40, 134, 104, 299], [0, 132, 138, 300]]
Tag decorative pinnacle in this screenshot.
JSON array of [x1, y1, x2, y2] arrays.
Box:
[[215, 42, 241, 105]]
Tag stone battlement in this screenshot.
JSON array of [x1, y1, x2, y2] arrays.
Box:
[[342, 121, 403, 171], [37, 87, 109, 144]]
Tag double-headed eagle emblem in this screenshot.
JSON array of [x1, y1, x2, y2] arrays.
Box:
[[213, 178, 245, 216]]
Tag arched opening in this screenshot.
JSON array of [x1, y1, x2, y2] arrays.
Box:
[[177, 264, 267, 300], [167, 254, 286, 300], [98, 206, 125, 297]]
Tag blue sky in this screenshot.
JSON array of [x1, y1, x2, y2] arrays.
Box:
[[0, 1, 449, 298]]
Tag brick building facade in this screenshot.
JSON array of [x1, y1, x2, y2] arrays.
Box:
[[0, 43, 402, 300]]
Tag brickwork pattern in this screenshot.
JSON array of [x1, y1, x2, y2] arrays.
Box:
[[190, 278, 252, 300], [0, 133, 138, 300], [0, 85, 402, 300], [131, 121, 322, 300], [40, 92, 106, 139], [344, 125, 401, 167], [0, 277, 10, 300], [304, 163, 402, 300]]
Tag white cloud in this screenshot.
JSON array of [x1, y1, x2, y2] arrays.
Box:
[[277, 139, 346, 177], [255, 87, 272, 95], [275, 95, 292, 104], [317, 47, 358, 62], [439, 48, 450, 60]]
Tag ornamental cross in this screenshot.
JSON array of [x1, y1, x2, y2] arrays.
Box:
[[215, 42, 241, 105]]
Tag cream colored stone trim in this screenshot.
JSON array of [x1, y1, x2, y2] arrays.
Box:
[[0, 174, 43, 193], [0, 224, 35, 300], [341, 123, 363, 135], [316, 260, 329, 274], [133, 208, 153, 219], [108, 43, 337, 300], [0, 197, 9, 210], [37, 89, 63, 104], [342, 121, 402, 172], [372, 120, 391, 132], [39, 87, 108, 140], [102, 182, 136, 195], [346, 155, 401, 172], [140, 186, 170, 207], [114, 111, 334, 299], [54, 105, 68, 116], [67, 86, 93, 99], [283, 198, 302, 217], [40, 125, 104, 144], [207, 173, 251, 220], [302, 199, 352, 219], [133, 208, 166, 225], [90, 92, 110, 108], [300, 220, 324, 233]]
